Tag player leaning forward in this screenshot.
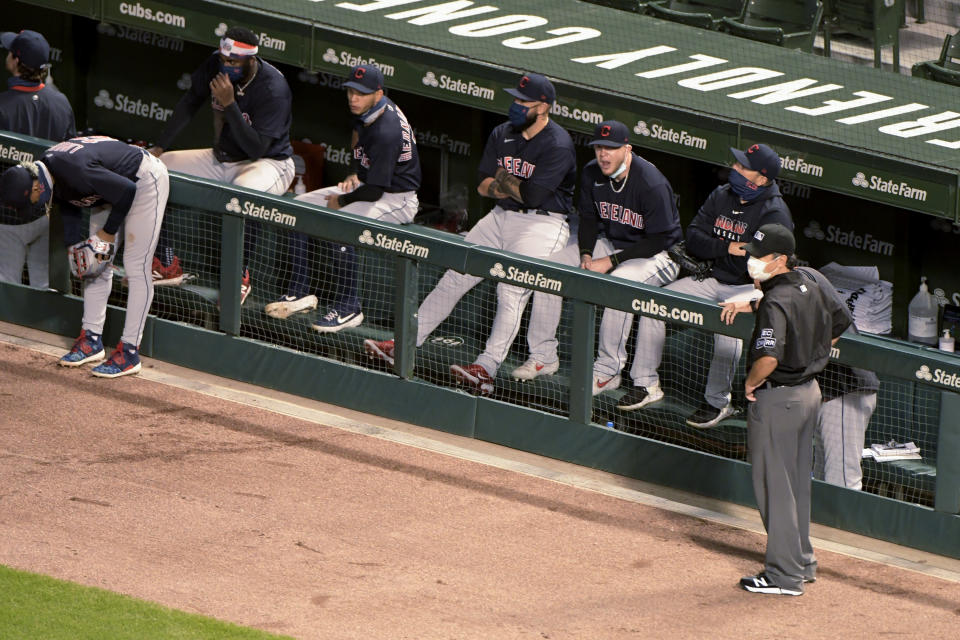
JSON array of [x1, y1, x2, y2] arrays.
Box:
[[731, 223, 849, 596], [0, 136, 169, 377], [365, 72, 575, 394]]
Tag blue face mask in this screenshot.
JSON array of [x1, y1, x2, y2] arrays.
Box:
[[220, 62, 244, 83], [508, 102, 530, 128], [728, 169, 765, 201]]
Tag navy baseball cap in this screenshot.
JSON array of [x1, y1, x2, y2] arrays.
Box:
[[505, 73, 555, 105], [743, 223, 796, 258], [730, 143, 781, 180], [589, 120, 630, 147], [0, 30, 50, 69], [343, 64, 384, 94], [0, 165, 36, 213]]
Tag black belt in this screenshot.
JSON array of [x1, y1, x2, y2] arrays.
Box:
[[760, 379, 812, 390], [516, 208, 567, 219]]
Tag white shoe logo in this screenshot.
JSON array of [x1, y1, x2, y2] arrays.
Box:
[[176, 73, 192, 91], [916, 365, 933, 381], [94, 89, 114, 109], [225, 197, 241, 213], [322, 48, 338, 64], [489, 262, 506, 278], [359, 229, 375, 245], [214, 23, 228, 37], [634, 121, 650, 136], [422, 71, 439, 87], [852, 172, 869, 187], [804, 220, 825, 240]]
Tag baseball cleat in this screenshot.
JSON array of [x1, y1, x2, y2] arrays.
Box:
[[312, 308, 364, 333], [91, 342, 142, 378], [450, 363, 494, 395], [686, 401, 739, 429], [591, 373, 621, 396], [363, 339, 395, 366], [239, 269, 252, 306], [511, 358, 559, 381], [59, 330, 106, 367], [151, 256, 185, 286], [265, 294, 318, 319], [617, 382, 664, 411], [739, 573, 803, 596]]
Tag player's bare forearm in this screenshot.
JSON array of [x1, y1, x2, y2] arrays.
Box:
[[493, 167, 523, 202]]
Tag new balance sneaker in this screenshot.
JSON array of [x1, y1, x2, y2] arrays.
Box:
[[363, 338, 395, 366], [739, 573, 803, 596], [91, 342, 142, 378], [264, 294, 318, 319], [686, 401, 739, 428], [450, 363, 495, 395], [511, 358, 559, 381], [312, 308, 364, 333], [240, 269, 252, 306], [59, 330, 105, 367], [592, 373, 621, 396], [151, 256, 184, 286], [617, 382, 664, 411]]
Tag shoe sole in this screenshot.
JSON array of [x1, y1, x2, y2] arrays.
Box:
[[363, 339, 395, 366], [511, 363, 559, 381], [265, 296, 319, 320], [741, 585, 802, 596], [450, 365, 494, 395], [59, 350, 106, 367], [617, 390, 664, 411], [152, 274, 185, 286], [312, 313, 364, 334], [686, 407, 739, 429], [91, 362, 142, 379]]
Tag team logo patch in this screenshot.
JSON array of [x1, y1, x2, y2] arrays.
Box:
[[756, 338, 777, 349], [753, 230, 765, 241], [760, 329, 773, 338]]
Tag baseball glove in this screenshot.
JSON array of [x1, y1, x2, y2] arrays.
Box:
[[68, 235, 117, 278], [667, 241, 713, 282]]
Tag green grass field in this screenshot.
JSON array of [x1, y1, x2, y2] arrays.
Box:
[[0, 564, 294, 639]]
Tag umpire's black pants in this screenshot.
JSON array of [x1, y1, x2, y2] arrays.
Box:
[[747, 378, 821, 592]]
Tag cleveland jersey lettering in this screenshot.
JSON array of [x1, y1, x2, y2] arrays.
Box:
[[713, 214, 749, 240], [354, 98, 421, 193], [500, 156, 536, 179], [596, 201, 644, 230]]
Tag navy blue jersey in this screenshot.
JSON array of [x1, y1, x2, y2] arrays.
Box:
[[477, 120, 575, 214], [578, 153, 681, 261], [685, 182, 792, 285], [156, 53, 292, 161], [0, 80, 76, 142], [41, 136, 145, 241], [354, 98, 420, 193]]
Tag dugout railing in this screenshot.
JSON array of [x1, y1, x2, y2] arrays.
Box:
[[0, 130, 958, 559]]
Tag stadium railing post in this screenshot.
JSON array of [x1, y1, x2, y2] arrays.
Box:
[[219, 214, 244, 336], [394, 257, 419, 379], [934, 391, 960, 514], [569, 299, 596, 425]]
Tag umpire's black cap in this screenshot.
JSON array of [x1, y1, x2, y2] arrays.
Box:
[[344, 64, 384, 94], [505, 72, 555, 105], [589, 121, 630, 148], [0, 165, 36, 213], [743, 223, 796, 258]]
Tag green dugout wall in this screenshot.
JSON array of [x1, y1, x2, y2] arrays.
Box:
[[3, 1, 960, 557]]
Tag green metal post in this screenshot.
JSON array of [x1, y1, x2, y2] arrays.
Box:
[[219, 215, 244, 336], [934, 391, 960, 514], [394, 257, 419, 379], [569, 299, 596, 425]]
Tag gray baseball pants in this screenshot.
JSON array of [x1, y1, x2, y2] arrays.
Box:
[[0, 215, 50, 289], [814, 391, 878, 490], [747, 378, 821, 592]]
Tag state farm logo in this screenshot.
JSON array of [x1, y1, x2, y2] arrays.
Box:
[[215, 23, 228, 37], [634, 120, 707, 150], [916, 365, 933, 381], [359, 229, 430, 258], [320, 47, 395, 77], [803, 220, 894, 256], [93, 89, 172, 122], [422, 71, 439, 87], [429, 336, 465, 347], [634, 121, 650, 136], [489, 262, 562, 292], [176, 73, 191, 90], [421, 71, 495, 100], [852, 172, 928, 202], [225, 197, 241, 213], [915, 365, 960, 388], [227, 199, 297, 226], [0, 144, 34, 162], [929, 218, 960, 235]]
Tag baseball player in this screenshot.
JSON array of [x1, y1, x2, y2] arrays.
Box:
[[727, 223, 849, 595], [364, 72, 575, 394], [265, 64, 420, 332], [0, 135, 169, 377], [147, 26, 294, 302], [624, 144, 793, 427], [0, 29, 76, 290], [513, 120, 681, 395]]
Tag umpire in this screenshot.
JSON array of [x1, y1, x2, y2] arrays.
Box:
[[736, 223, 850, 596]]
